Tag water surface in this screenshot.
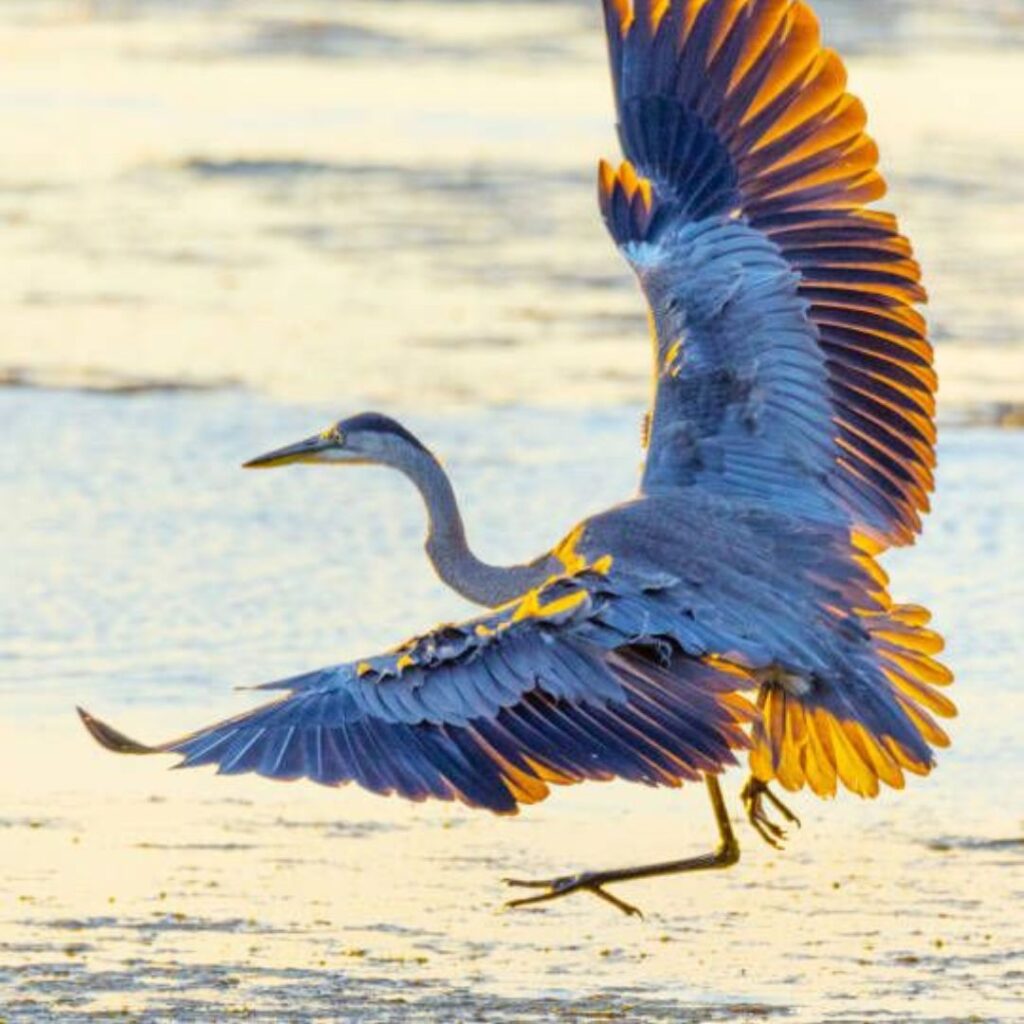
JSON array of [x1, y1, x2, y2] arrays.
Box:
[[0, 0, 1022, 412]]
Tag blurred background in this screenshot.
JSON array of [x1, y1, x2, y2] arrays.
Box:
[[2, 2, 1022, 1021], [2, 0, 1024, 412]]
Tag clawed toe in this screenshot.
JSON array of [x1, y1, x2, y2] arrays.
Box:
[[502, 778, 737, 918], [503, 874, 643, 917], [749, 813, 786, 850], [503, 876, 560, 891], [763, 786, 801, 828], [742, 778, 801, 850], [503, 872, 582, 907]]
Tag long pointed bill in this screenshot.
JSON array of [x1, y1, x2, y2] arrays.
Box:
[[243, 434, 336, 469]]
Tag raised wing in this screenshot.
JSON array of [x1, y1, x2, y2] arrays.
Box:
[[79, 565, 755, 814], [600, 0, 935, 549]]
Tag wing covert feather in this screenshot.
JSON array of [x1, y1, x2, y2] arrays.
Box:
[[80, 566, 757, 814]]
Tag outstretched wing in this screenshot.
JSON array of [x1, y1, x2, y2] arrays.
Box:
[[80, 566, 754, 814], [600, 0, 935, 549]]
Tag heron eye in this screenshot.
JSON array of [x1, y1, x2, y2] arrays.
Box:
[[320, 426, 344, 444]]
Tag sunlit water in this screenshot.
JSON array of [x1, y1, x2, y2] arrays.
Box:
[[2, 1, 1023, 1021], [1, 0, 1023, 413]]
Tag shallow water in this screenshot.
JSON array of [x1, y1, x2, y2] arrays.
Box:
[[2, 1, 1024, 1021], [1, 0, 1023, 413], [2, 392, 1023, 1022]]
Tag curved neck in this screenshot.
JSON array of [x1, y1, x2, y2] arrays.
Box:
[[388, 445, 558, 608]]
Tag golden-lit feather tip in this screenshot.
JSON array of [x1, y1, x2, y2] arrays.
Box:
[[749, 603, 954, 799], [598, 159, 658, 244], [604, 0, 634, 36]]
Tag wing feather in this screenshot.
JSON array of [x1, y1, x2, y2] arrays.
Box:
[[80, 567, 756, 814], [600, 0, 936, 548]]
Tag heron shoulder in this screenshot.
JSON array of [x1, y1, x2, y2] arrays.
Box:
[[563, 491, 854, 581]]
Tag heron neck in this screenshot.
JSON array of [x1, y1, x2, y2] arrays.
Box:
[[394, 446, 558, 608]]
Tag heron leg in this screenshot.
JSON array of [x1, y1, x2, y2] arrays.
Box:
[[503, 775, 740, 918], [740, 776, 801, 850]]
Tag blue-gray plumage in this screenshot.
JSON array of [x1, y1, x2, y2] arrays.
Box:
[[79, 0, 953, 916]]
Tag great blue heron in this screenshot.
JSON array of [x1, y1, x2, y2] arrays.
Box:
[[79, 0, 953, 917]]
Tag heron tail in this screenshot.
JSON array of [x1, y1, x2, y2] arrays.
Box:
[[749, 604, 954, 798]]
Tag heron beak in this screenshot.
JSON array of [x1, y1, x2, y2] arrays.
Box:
[[243, 433, 338, 469]]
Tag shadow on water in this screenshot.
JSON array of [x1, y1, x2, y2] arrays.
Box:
[[0, 366, 242, 396], [219, 18, 581, 65], [181, 157, 587, 192], [3, 950, 791, 1022], [926, 836, 1024, 854]]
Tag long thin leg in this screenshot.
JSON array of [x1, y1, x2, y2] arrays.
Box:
[[504, 775, 741, 917]]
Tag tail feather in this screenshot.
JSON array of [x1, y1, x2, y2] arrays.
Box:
[[750, 603, 954, 798]]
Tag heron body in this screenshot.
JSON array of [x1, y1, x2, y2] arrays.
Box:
[[80, 0, 953, 915]]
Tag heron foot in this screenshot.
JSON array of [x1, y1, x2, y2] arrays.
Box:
[[741, 777, 801, 849], [503, 872, 644, 918], [502, 778, 739, 918]]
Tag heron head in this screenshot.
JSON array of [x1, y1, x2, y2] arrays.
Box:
[[243, 412, 428, 470]]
